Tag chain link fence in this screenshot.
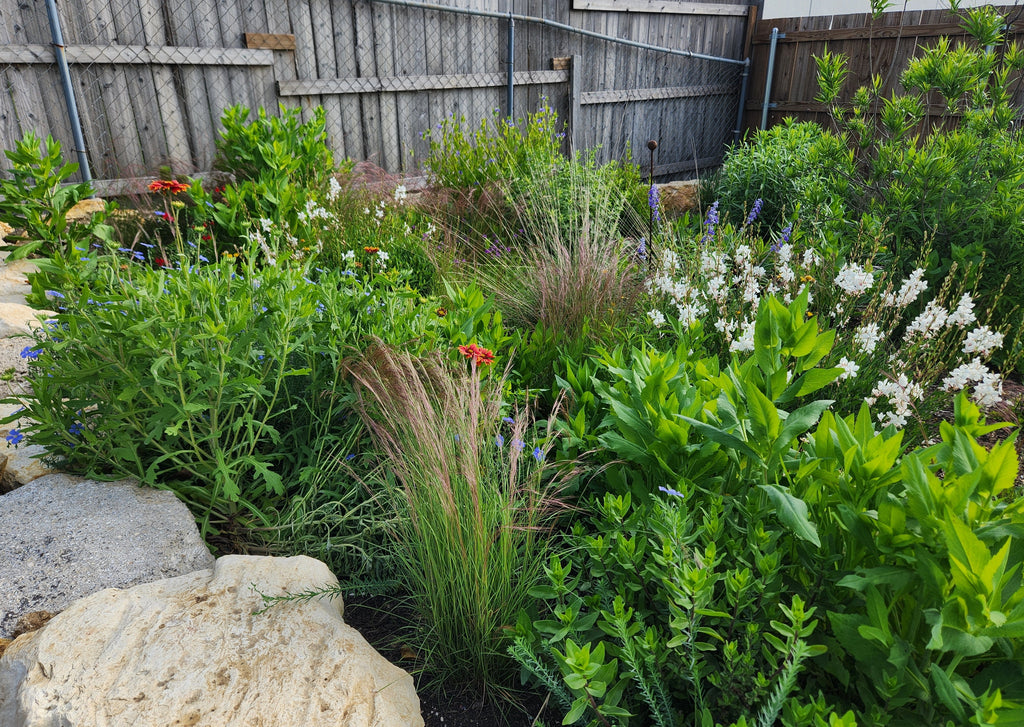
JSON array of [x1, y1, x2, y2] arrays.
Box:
[[0, 0, 749, 185]]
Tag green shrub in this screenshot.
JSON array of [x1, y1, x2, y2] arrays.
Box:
[[710, 120, 852, 233], [0, 132, 113, 260], [2, 237, 509, 545], [815, 3, 1024, 337], [517, 293, 1024, 725]]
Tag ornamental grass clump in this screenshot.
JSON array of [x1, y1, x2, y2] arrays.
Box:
[[343, 341, 566, 696]]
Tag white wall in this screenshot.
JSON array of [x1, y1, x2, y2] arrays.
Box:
[[762, 0, 1007, 20]]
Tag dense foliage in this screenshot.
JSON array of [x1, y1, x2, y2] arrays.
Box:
[[2, 15, 1022, 720]]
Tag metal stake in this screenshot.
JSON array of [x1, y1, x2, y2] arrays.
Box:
[[44, 0, 92, 186]]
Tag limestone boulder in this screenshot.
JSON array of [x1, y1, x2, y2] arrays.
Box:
[[659, 180, 701, 216], [0, 474, 214, 638], [0, 555, 423, 727]]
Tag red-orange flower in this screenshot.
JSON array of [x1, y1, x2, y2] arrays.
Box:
[[148, 179, 191, 194], [458, 343, 495, 366], [363, 246, 380, 254]]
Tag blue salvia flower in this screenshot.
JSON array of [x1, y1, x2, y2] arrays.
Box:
[[744, 198, 763, 226], [772, 223, 794, 252], [20, 346, 41, 360], [700, 201, 720, 245], [648, 184, 661, 223], [69, 422, 84, 436], [6, 429, 24, 445], [532, 446, 544, 462], [637, 237, 648, 262]]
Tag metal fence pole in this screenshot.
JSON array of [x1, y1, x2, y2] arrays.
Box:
[[44, 0, 92, 185], [734, 57, 750, 143], [506, 13, 515, 119], [760, 27, 782, 131]]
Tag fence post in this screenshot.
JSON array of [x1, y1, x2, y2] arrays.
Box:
[[734, 58, 750, 144], [506, 13, 515, 119], [44, 0, 92, 186], [760, 27, 783, 131], [569, 55, 581, 154]]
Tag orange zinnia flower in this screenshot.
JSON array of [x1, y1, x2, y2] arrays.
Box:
[[364, 246, 380, 254]]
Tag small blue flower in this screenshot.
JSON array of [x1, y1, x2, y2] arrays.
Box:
[[638, 237, 647, 262], [345, 453, 356, 461], [648, 185, 661, 223], [45, 290, 65, 299], [198, 255, 209, 263], [20, 346, 41, 360], [744, 198, 763, 226], [502, 416, 514, 424], [532, 446, 543, 462], [658, 485, 684, 499], [139, 242, 155, 249], [512, 438, 525, 451], [495, 434, 504, 448], [6, 429, 24, 446], [69, 422, 84, 436]]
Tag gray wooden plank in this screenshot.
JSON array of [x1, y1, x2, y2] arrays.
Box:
[[279, 69, 568, 95], [108, 0, 170, 174], [310, 0, 345, 161], [395, 5, 429, 172], [333, 0, 364, 160], [266, 0, 300, 112], [138, 0, 192, 172], [218, 0, 258, 116], [572, 0, 749, 16], [0, 44, 274, 65], [166, 0, 219, 170], [354, 0, 382, 164], [372, 0, 400, 170], [289, 0, 320, 123]]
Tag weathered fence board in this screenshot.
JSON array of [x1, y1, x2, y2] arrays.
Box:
[[0, 0, 749, 184]]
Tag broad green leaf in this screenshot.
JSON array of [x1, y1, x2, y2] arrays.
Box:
[[758, 483, 821, 546], [681, 416, 761, 463]]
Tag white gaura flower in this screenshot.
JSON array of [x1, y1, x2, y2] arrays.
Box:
[[802, 248, 821, 268], [834, 262, 874, 297], [882, 268, 927, 308], [393, 184, 408, 204], [853, 322, 882, 354], [648, 308, 667, 327], [973, 372, 1003, 409], [905, 300, 948, 339], [947, 293, 976, 327], [963, 325, 1004, 357], [836, 357, 859, 380], [730, 320, 755, 352]]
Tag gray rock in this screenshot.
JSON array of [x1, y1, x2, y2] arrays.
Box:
[[0, 474, 213, 638]]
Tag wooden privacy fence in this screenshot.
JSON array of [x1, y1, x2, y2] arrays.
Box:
[[743, 3, 1024, 134], [0, 0, 751, 187]]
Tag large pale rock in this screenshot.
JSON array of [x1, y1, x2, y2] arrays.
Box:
[[0, 474, 214, 638], [659, 180, 701, 216], [0, 443, 57, 486], [0, 555, 424, 727]]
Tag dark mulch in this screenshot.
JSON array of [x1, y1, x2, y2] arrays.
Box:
[[341, 594, 554, 727]]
